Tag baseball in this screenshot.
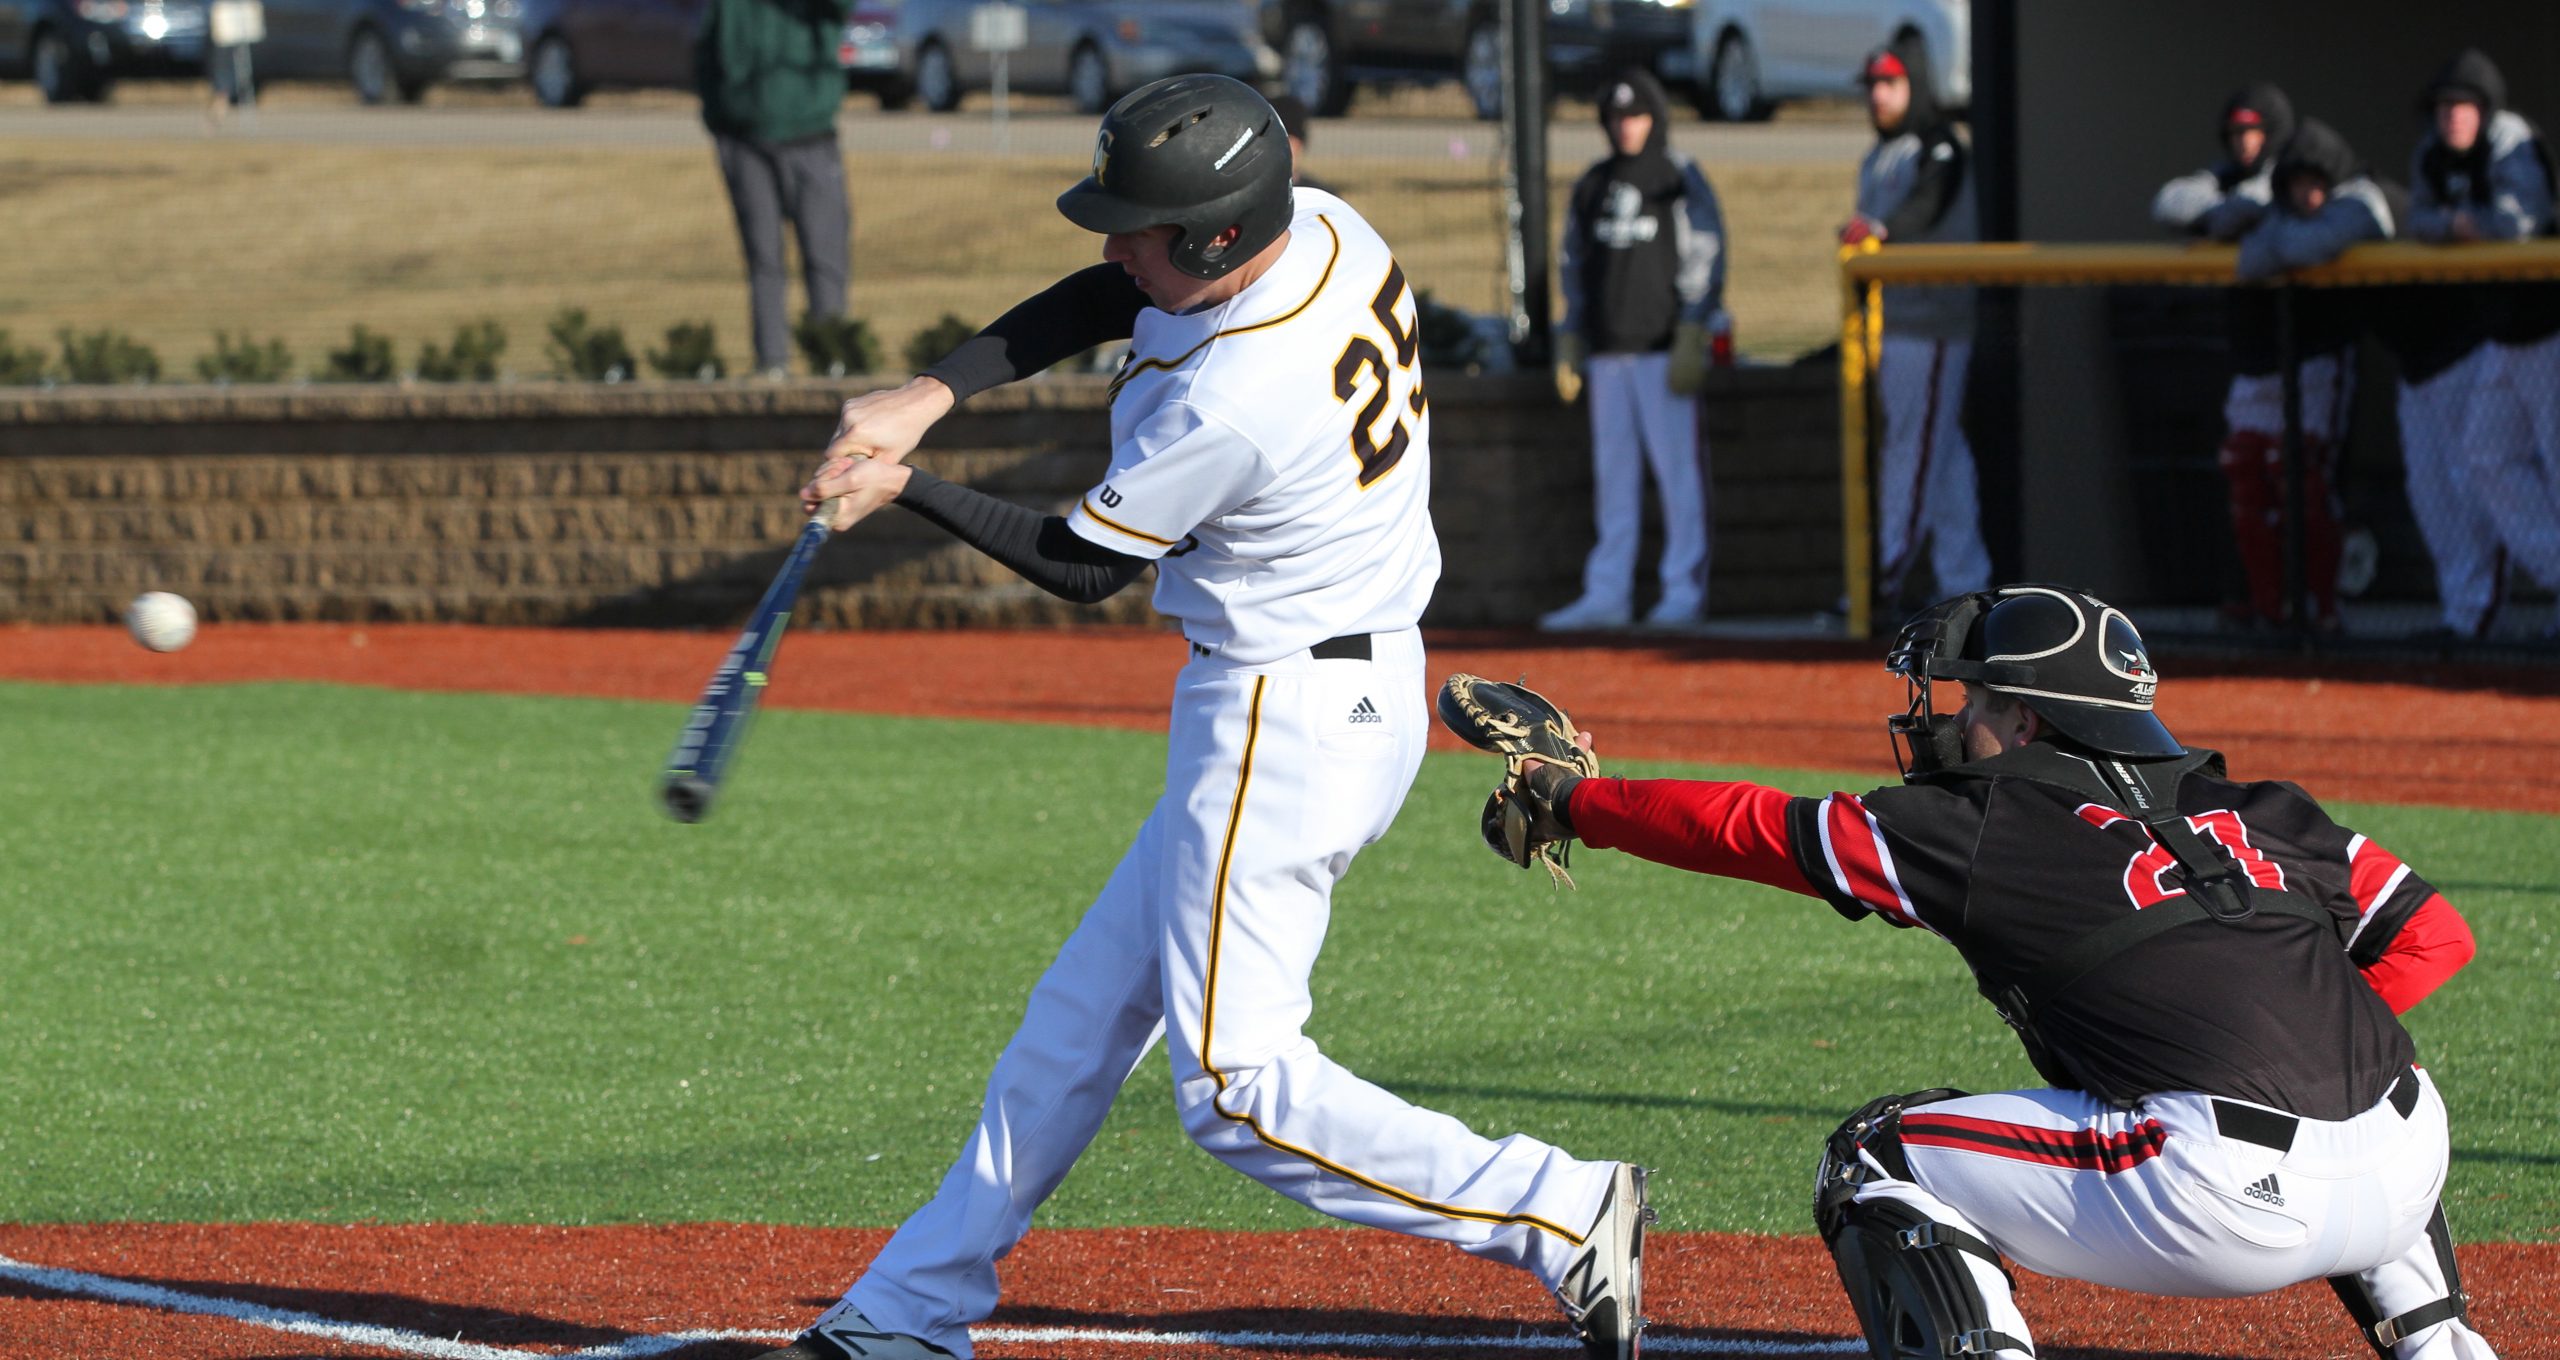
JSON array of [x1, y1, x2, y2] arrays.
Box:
[[126, 591, 198, 653]]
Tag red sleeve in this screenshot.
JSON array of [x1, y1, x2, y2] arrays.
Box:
[[2358, 893, 2476, 1014], [1565, 777, 1819, 897]]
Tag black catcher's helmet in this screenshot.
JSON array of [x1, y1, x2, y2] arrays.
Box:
[[1885, 584, 2180, 779], [1057, 74, 1295, 281]]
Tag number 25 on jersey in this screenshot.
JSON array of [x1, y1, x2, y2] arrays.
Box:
[[1334, 261, 1427, 488]]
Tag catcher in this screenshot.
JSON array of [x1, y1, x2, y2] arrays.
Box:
[[1438, 585, 2495, 1360]]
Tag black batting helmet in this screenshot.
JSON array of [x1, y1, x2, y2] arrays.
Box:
[[1056, 74, 1294, 281], [1886, 584, 2180, 778]]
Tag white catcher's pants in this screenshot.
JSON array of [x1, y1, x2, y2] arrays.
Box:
[[833, 629, 1614, 1356], [1573, 351, 1709, 616], [1853, 1068, 2495, 1360], [1875, 334, 1990, 599]]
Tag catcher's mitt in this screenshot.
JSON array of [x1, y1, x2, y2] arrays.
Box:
[[1436, 674, 1600, 886]]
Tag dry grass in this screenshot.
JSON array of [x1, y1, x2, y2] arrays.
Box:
[[0, 135, 1846, 380]]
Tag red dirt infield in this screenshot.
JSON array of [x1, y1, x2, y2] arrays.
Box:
[[3, 1223, 2553, 1360], [7, 621, 2558, 812], [4, 623, 2554, 1358]]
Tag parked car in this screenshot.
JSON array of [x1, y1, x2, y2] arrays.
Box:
[[241, 0, 522, 102], [1688, 0, 1964, 122], [0, 0, 206, 102], [896, 0, 1272, 115], [837, 0, 907, 107], [523, 0, 901, 108], [1263, 0, 1688, 122], [520, 0, 690, 106]]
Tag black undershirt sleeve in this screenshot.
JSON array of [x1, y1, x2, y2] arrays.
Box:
[[894, 467, 1151, 604], [919, 264, 1148, 402]]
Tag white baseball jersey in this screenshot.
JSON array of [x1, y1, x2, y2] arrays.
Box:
[[1065, 189, 1441, 664]]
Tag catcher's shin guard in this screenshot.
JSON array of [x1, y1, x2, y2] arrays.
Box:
[[1826, 1197, 2030, 1360], [2327, 1205, 2477, 1358], [1815, 1089, 1968, 1240]]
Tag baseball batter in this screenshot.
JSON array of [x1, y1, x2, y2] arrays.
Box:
[[756, 75, 1647, 1360], [1484, 585, 2496, 1360]]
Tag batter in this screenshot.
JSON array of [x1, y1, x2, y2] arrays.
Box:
[[757, 75, 1648, 1360]]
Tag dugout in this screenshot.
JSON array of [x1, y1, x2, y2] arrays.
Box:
[[1964, 2, 2560, 615]]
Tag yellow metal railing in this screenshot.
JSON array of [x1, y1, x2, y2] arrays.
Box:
[[1832, 240, 2560, 639]]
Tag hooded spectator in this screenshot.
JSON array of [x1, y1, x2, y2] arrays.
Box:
[[2399, 48, 2560, 639], [1542, 67, 1728, 632], [1838, 31, 1987, 610]]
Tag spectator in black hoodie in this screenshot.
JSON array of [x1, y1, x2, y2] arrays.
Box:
[[2154, 81, 2294, 243], [1541, 68, 1728, 633], [2404, 48, 2560, 638], [1840, 32, 1987, 610], [2227, 119, 2395, 632]]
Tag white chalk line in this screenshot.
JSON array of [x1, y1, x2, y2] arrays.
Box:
[[0, 1251, 1863, 1357]]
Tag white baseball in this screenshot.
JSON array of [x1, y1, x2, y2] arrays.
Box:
[[126, 591, 198, 653]]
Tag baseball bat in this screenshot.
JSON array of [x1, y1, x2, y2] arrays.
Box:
[[658, 504, 836, 823]]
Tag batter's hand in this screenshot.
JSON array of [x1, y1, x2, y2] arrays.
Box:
[[824, 376, 957, 467], [801, 454, 912, 532]]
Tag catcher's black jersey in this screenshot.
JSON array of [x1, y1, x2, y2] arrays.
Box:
[[1784, 746, 2427, 1120]]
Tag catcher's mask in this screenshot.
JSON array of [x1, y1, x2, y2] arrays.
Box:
[[1886, 584, 2181, 780]]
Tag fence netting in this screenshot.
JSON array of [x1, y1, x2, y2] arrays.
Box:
[[1843, 245, 2560, 649]]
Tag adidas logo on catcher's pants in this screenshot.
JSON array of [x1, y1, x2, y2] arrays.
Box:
[[2243, 1173, 2285, 1207], [1349, 697, 1382, 724]]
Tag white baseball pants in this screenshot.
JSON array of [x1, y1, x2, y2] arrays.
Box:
[[1571, 351, 1710, 618], [2460, 334, 2560, 598], [2398, 352, 2507, 635], [1852, 1068, 2496, 1360], [1875, 334, 1990, 600], [832, 629, 1614, 1357]]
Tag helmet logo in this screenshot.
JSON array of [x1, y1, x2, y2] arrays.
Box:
[[1093, 129, 1114, 186], [1213, 125, 1254, 170]]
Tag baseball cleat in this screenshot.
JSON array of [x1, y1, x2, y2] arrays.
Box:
[[1557, 1162, 1653, 1360], [759, 1311, 959, 1360]]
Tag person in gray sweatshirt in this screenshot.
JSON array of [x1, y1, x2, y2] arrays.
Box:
[[1840, 32, 1986, 609]]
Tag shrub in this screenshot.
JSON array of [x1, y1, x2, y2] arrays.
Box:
[[903, 312, 977, 372], [546, 307, 634, 382], [646, 321, 726, 380], [415, 319, 507, 382], [0, 330, 49, 386], [195, 331, 295, 384], [56, 328, 161, 385], [1414, 290, 1488, 372], [313, 325, 397, 383], [791, 312, 880, 379]]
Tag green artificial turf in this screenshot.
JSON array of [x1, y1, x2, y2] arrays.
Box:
[[2, 681, 2552, 1240]]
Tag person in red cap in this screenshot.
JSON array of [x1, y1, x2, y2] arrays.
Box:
[[1840, 33, 1988, 612]]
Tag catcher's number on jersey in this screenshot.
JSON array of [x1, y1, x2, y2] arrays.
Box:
[[1334, 260, 1428, 488]]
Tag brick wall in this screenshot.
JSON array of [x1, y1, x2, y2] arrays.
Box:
[[0, 370, 1839, 629]]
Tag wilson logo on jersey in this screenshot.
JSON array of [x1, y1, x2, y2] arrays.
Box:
[[1348, 697, 1381, 724], [1097, 484, 1125, 508], [2242, 1173, 2286, 1207]]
